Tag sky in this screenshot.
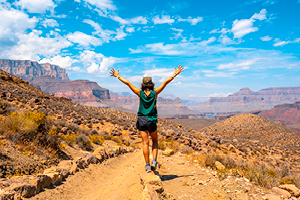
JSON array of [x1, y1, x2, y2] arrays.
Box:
[[0, 0, 300, 99]]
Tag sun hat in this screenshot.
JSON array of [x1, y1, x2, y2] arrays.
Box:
[[142, 76, 153, 84]]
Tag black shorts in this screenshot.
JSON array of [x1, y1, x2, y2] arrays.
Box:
[[136, 116, 157, 133]]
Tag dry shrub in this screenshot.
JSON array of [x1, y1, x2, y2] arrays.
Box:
[[111, 136, 122, 146], [75, 134, 93, 151], [61, 134, 78, 146], [90, 135, 104, 145]]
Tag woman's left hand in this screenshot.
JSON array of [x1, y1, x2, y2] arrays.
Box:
[[110, 68, 120, 78]]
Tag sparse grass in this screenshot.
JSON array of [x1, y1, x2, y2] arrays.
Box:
[[185, 151, 300, 188]]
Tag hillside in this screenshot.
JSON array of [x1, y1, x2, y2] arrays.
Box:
[[190, 87, 300, 113], [200, 114, 300, 148], [259, 101, 300, 132]]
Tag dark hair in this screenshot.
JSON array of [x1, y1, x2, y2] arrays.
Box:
[[141, 83, 155, 91]]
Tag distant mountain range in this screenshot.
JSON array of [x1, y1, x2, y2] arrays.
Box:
[[0, 59, 196, 116], [190, 87, 300, 113]]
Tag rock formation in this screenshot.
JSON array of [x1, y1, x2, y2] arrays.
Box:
[[0, 59, 69, 81], [259, 101, 300, 132], [191, 87, 300, 113]]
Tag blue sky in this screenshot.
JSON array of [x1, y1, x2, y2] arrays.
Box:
[[0, 0, 299, 99]]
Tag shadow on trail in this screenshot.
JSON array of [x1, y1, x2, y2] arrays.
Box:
[[160, 174, 193, 181]]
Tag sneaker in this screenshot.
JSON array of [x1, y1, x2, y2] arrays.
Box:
[[151, 161, 157, 171], [145, 165, 151, 173]]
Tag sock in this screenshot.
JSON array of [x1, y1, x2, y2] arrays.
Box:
[[146, 163, 150, 167], [153, 159, 157, 163]]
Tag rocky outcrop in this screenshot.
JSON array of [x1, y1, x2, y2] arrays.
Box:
[[191, 87, 300, 113], [0, 59, 69, 81], [259, 101, 300, 132]]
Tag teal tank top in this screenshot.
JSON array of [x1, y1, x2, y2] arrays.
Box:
[[137, 90, 158, 123]]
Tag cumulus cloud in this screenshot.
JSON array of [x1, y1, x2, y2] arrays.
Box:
[[231, 9, 267, 38], [207, 92, 232, 97], [110, 15, 148, 25], [0, 5, 38, 46], [260, 35, 272, 41], [178, 16, 203, 25], [126, 27, 135, 33], [40, 55, 76, 68], [42, 19, 59, 28], [66, 31, 102, 46], [16, 0, 56, 14], [131, 43, 185, 55], [152, 15, 174, 24], [79, 50, 118, 75], [1, 30, 72, 60]]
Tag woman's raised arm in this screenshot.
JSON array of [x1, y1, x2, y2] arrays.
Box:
[[110, 68, 140, 97], [155, 65, 184, 95]]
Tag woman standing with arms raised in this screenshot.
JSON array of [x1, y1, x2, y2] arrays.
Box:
[[110, 65, 184, 172]]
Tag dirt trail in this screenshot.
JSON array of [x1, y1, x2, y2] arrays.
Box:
[[29, 150, 272, 200], [30, 151, 145, 200]]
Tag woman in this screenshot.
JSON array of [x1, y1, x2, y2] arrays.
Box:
[[110, 65, 184, 172]]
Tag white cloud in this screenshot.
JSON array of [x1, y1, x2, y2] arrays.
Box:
[[67, 31, 102, 46], [87, 63, 100, 73], [260, 35, 272, 41], [0, 5, 38, 46], [83, 19, 114, 43], [143, 68, 174, 82], [178, 16, 203, 25], [126, 27, 135, 33], [170, 28, 184, 40], [202, 70, 237, 77], [99, 57, 116, 72], [16, 0, 56, 13], [231, 19, 258, 38], [141, 43, 185, 55], [231, 9, 267, 38], [218, 35, 235, 45], [251, 9, 267, 20], [86, 57, 117, 74], [199, 36, 216, 46], [110, 15, 129, 24], [127, 75, 143, 82], [152, 15, 175, 25], [273, 41, 290, 47], [1, 30, 72, 60], [130, 16, 148, 24], [42, 19, 58, 28], [114, 26, 127, 40], [77, 0, 116, 16], [79, 50, 118, 75], [217, 59, 259, 71], [79, 50, 104, 65], [40, 55, 76, 68]]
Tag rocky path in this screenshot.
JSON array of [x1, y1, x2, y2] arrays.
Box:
[[29, 150, 293, 200], [29, 151, 145, 200]]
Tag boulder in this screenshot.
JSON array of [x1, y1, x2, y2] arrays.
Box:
[[0, 190, 15, 200], [140, 172, 163, 194], [279, 184, 300, 197], [44, 172, 60, 185], [75, 157, 86, 169], [142, 184, 159, 200], [84, 153, 99, 165], [7, 182, 36, 198], [263, 194, 281, 200], [215, 161, 225, 171], [162, 149, 174, 157], [58, 160, 73, 170], [271, 187, 291, 198]]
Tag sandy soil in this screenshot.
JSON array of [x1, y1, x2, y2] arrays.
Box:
[[28, 149, 272, 200], [29, 151, 145, 200], [170, 119, 219, 131]]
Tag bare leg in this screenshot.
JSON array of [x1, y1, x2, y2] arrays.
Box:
[[149, 130, 158, 160], [139, 130, 149, 164]]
